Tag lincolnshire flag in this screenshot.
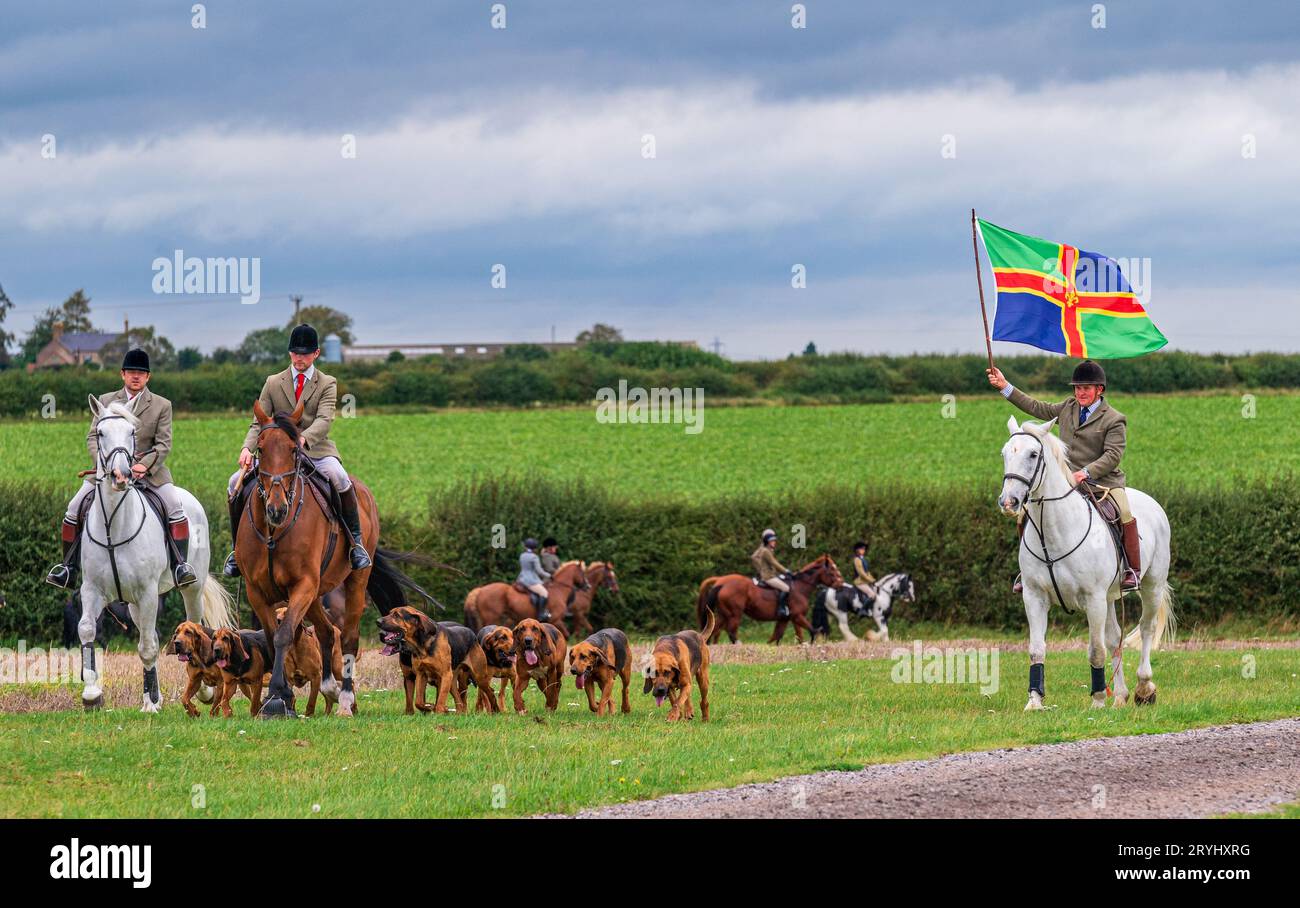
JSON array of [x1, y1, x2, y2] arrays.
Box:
[[976, 218, 1167, 358]]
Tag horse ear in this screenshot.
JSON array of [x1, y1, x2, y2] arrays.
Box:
[[88, 394, 102, 417], [290, 397, 305, 424], [1006, 415, 1019, 436], [254, 400, 270, 424], [1040, 417, 1058, 435]]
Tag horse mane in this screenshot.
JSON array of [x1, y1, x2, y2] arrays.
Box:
[[1035, 424, 1075, 484], [266, 412, 301, 444], [102, 401, 140, 429]]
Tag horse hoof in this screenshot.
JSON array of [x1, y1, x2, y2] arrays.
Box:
[[258, 697, 292, 719], [1111, 694, 1128, 707], [1023, 694, 1044, 711], [82, 695, 103, 712], [1090, 695, 1107, 709], [1134, 684, 1157, 705]]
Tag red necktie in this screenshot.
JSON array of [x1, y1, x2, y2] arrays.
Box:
[[295, 372, 305, 401]]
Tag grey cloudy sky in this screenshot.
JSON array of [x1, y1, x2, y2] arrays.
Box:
[[1, 1, 1297, 359]]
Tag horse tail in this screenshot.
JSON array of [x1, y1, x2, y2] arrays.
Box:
[[368, 547, 443, 615], [1122, 580, 1177, 650], [700, 605, 716, 644], [464, 588, 482, 633], [696, 577, 718, 629], [200, 575, 236, 630]]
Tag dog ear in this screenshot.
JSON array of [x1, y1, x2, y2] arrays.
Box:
[[231, 633, 248, 664], [643, 674, 654, 695], [198, 630, 213, 665], [538, 626, 553, 658], [593, 646, 613, 668]]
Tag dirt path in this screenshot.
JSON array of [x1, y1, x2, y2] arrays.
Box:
[[552, 718, 1300, 818]]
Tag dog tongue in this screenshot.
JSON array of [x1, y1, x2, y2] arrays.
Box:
[[177, 653, 189, 662], [216, 658, 228, 668], [381, 644, 397, 656], [655, 694, 666, 707], [525, 650, 539, 666], [575, 672, 586, 689]]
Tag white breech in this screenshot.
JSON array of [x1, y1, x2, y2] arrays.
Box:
[[764, 576, 790, 593], [527, 582, 549, 599], [228, 456, 352, 496]]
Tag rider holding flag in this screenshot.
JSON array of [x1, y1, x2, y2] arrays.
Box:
[[987, 360, 1141, 593]]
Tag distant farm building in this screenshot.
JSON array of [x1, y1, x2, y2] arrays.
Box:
[[29, 321, 123, 371]]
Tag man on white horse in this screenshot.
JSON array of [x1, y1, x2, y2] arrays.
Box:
[[45, 348, 197, 591], [988, 360, 1141, 593]]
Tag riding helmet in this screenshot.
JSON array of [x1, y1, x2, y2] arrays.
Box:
[[121, 348, 151, 373], [524, 537, 539, 550], [1069, 360, 1107, 387], [761, 528, 777, 543], [288, 323, 320, 353], [853, 540, 868, 552], [542, 537, 557, 548]]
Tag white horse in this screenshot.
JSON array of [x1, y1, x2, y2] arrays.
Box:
[[999, 416, 1174, 711], [816, 572, 914, 642], [78, 397, 234, 712]]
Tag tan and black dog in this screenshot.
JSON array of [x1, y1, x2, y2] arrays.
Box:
[[211, 626, 275, 717], [377, 606, 499, 714], [170, 621, 223, 718], [476, 624, 517, 712], [643, 608, 714, 721], [512, 618, 567, 713], [273, 606, 344, 717], [568, 627, 632, 715]]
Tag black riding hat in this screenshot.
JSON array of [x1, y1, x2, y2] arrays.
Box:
[[523, 537, 539, 550], [542, 537, 557, 548], [1069, 360, 1107, 386], [121, 348, 151, 373], [288, 324, 320, 353], [853, 540, 868, 552]]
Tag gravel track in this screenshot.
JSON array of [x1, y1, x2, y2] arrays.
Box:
[[552, 718, 1300, 818]]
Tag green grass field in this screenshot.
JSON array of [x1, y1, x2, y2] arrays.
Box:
[[2, 647, 1296, 818], [3, 393, 1297, 510]]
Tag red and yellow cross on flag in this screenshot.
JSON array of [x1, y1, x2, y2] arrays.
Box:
[[975, 218, 1167, 359]]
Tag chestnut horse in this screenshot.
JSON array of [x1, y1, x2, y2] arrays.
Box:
[[564, 561, 620, 639], [463, 560, 589, 637], [236, 399, 433, 717], [697, 554, 844, 645]]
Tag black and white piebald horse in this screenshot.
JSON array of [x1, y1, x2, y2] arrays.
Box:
[[812, 572, 914, 642]]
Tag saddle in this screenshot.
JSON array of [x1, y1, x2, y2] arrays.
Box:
[[80, 484, 181, 566], [1078, 484, 1124, 550], [512, 580, 545, 609]]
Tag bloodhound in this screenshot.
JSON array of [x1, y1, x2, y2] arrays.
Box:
[[211, 627, 275, 718], [476, 624, 517, 712], [170, 620, 223, 718], [377, 606, 498, 714], [274, 606, 344, 717], [643, 608, 714, 721], [512, 618, 567, 713], [568, 627, 632, 715]]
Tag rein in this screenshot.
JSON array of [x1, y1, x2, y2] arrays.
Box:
[[244, 428, 310, 601], [82, 417, 150, 604], [1005, 431, 1116, 612]]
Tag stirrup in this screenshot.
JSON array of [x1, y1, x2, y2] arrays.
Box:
[[1121, 569, 1141, 591], [45, 563, 75, 589], [174, 562, 198, 587], [348, 542, 372, 570], [223, 551, 241, 578]]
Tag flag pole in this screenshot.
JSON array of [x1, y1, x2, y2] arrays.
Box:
[[971, 208, 995, 370]]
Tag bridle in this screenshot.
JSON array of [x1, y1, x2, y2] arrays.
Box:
[[243, 425, 309, 601], [85, 414, 148, 604], [1003, 430, 1100, 611]]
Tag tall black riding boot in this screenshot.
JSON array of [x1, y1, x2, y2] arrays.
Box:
[[339, 486, 373, 570], [777, 590, 790, 619], [223, 492, 244, 577], [45, 518, 82, 589], [169, 518, 198, 587]]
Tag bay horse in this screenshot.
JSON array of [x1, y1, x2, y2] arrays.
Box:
[[463, 560, 589, 637], [236, 399, 434, 718], [1000, 416, 1174, 710], [564, 561, 620, 639], [696, 554, 845, 645]]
